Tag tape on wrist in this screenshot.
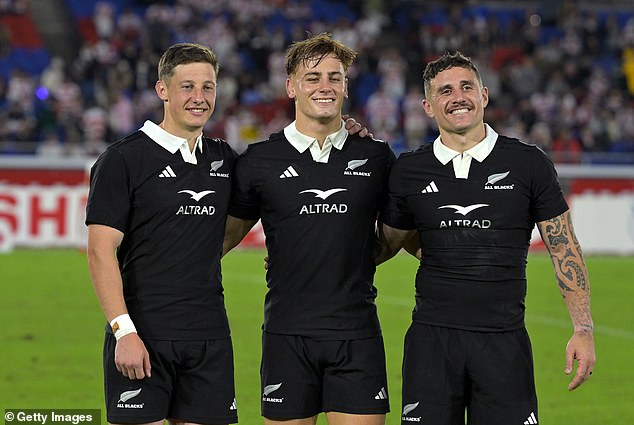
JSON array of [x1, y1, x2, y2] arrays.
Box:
[[110, 314, 137, 341]]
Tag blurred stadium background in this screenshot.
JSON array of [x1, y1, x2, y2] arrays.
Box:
[[1, 1, 633, 423], [0, 0, 632, 253]]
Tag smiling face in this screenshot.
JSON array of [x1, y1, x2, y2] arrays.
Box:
[[422, 65, 488, 142], [286, 53, 348, 132], [155, 62, 217, 139]]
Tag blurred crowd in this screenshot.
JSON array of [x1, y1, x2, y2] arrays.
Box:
[[1, 0, 634, 163]]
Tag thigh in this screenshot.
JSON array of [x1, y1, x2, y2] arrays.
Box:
[[260, 333, 322, 420], [400, 323, 466, 425], [466, 328, 538, 425], [168, 338, 238, 425], [103, 333, 171, 424], [321, 336, 389, 416]]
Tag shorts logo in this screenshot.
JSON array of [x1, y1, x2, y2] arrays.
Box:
[[262, 383, 284, 403], [117, 388, 144, 409], [485, 171, 514, 190], [402, 402, 421, 422], [375, 387, 388, 400]]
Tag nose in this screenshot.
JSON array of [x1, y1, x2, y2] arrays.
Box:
[[318, 77, 332, 91], [192, 87, 205, 103]]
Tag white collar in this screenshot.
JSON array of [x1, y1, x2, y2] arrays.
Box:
[[283, 120, 347, 163], [433, 123, 498, 164], [140, 120, 203, 164]]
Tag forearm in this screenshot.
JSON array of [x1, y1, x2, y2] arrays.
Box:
[[87, 246, 128, 322], [538, 211, 593, 334], [375, 224, 414, 265], [86, 225, 127, 322], [222, 216, 258, 257]]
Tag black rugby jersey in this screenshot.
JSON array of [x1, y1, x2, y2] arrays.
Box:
[[383, 135, 568, 332], [86, 130, 237, 340], [229, 131, 395, 339]]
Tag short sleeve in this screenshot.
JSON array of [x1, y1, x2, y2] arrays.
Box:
[[530, 147, 569, 223], [85, 148, 132, 232], [228, 153, 261, 220], [381, 158, 416, 230]]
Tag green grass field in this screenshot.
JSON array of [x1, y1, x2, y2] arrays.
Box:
[[1, 249, 633, 424]]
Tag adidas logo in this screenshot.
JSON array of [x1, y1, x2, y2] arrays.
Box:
[[421, 181, 438, 193], [229, 398, 237, 411], [375, 387, 388, 400], [159, 165, 176, 178], [524, 412, 537, 425], [280, 166, 299, 178]]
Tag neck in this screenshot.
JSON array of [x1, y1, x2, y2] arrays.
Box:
[[295, 116, 341, 148], [439, 123, 486, 153], [159, 121, 200, 152]]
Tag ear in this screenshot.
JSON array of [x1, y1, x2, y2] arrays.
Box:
[[286, 77, 295, 100], [343, 77, 349, 98], [155, 80, 168, 102], [422, 98, 434, 118], [481, 86, 489, 108]]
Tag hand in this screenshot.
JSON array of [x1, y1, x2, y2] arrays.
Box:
[[565, 331, 596, 390], [343, 114, 373, 138], [114, 333, 151, 380]]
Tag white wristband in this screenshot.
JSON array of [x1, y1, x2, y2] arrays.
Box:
[[110, 314, 137, 341]]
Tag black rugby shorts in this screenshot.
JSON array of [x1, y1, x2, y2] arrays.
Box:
[[103, 333, 238, 424]]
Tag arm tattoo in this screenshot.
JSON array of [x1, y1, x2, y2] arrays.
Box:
[[539, 212, 588, 294], [538, 211, 593, 334]]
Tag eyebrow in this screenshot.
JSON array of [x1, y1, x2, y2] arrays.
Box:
[[302, 71, 343, 78], [436, 79, 475, 91]]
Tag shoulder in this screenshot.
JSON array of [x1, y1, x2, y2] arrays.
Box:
[[495, 135, 553, 162], [241, 131, 286, 157], [94, 131, 148, 168], [106, 130, 149, 154], [347, 134, 396, 158], [203, 136, 240, 159], [395, 142, 433, 162]]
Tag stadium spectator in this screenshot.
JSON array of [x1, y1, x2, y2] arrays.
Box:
[[223, 33, 394, 425], [377, 52, 595, 425], [2, 1, 634, 162]]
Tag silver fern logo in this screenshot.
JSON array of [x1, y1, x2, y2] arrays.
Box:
[[119, 389, 142, 403], [485, 171, 514, 190], [486, 171, 509, 185], [344, 158, 371, 176], [402, 402, 421, 422], [263, 383, 282, 396], [210, 159, 230, 177], [262, 383, 284, 403], [117, 388, 145, 409]]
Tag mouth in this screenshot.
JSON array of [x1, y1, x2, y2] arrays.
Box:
[[449, 107, 470, 115], [187, 107, 207, 114], [313, 98, 336, 104]]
